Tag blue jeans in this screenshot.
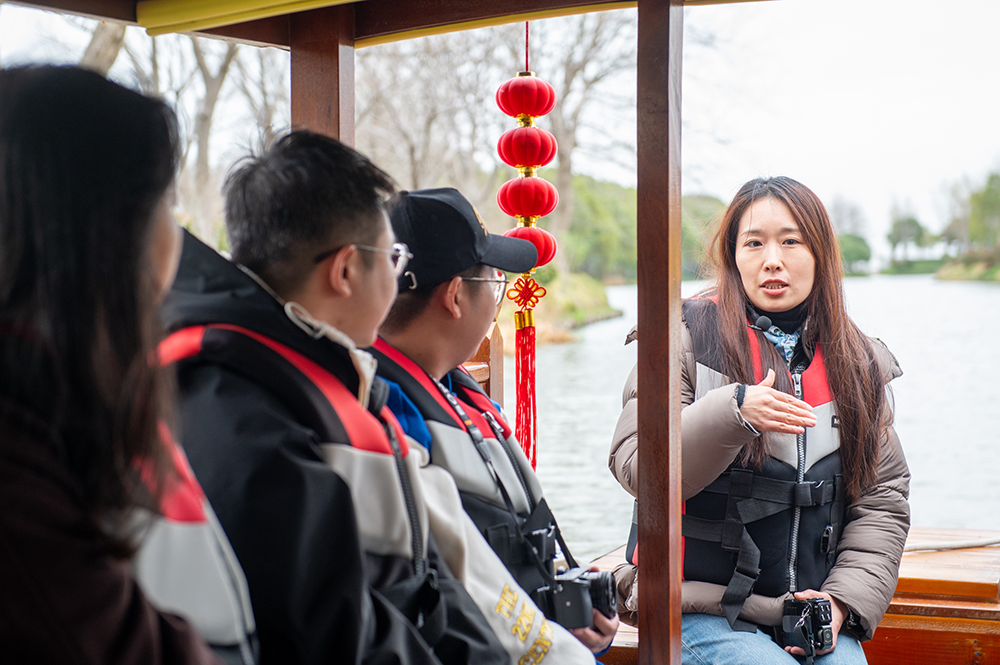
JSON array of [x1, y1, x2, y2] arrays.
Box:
[[681, 614, 867, 665]]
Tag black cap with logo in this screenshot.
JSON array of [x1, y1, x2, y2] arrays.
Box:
[[389, 187, 538, 291]]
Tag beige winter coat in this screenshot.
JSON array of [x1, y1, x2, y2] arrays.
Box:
[[608, 320, 910, 641]]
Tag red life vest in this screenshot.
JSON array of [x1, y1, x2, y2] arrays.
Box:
[[160, 324, 407, 455]]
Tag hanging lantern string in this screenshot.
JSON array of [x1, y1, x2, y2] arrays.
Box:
[[525, 21, 529, 72]]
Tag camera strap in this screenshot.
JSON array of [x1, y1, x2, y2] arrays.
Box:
[[430, 376, 566, 582], [791, 607, 817, 665]]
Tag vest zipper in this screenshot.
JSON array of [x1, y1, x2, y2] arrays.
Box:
[[482, 410, 536, 513], [385, 422, 426, 576], [789, 367, 806, 592]]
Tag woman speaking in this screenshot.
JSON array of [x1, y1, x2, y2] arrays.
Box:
[[609, 176, 909, 664]]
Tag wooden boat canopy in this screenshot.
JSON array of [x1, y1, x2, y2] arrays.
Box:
[[15, 0, 767, 47]]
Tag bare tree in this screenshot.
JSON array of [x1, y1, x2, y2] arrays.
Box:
[[941, 180, 972, 254], [232, 46, 290, 148], [121, 31, 239, 245], [356, 10, 638, 256], [356, 32, 510, 225], [189, 37, 239, 243], [78, 20, 126, 75], [828, 195, 868, 237]]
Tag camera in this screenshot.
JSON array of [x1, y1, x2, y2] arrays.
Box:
[[531, 567, 618, 629], [782, 598, 834, 654]]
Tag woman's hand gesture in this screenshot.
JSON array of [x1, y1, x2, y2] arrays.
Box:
[[740, 368, 816, 434]]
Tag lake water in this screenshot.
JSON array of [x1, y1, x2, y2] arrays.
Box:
[[505, 274, 1000, 562]]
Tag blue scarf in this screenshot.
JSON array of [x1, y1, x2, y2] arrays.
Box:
[[762, 326, 801, 365]]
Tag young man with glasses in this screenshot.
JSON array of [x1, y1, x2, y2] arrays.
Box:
[[161, 134, 507, 665], [370, 188, 619, 658]]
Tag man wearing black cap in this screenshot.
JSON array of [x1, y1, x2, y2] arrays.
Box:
[[370, 188, 619, 659]]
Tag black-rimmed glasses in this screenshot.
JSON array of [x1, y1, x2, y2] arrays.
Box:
[[463, 269, 509, 306], [313, 242, 413, 276]]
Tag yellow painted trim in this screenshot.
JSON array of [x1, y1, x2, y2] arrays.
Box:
[[355, 2, 637, 49], [139, 0, 351, 35]]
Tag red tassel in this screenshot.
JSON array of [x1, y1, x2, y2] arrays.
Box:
[[515, 322, 537, 468]]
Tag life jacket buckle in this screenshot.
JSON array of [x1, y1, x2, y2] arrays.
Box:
[[795, 481, 815, 507], [820, 525, 835, 554]]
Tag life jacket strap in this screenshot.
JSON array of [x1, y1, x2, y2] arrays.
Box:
[[823, 474, 846, 556], [702, 473, 839, 508], [681, 515, 760, 631], [378, 569, 447, 647]]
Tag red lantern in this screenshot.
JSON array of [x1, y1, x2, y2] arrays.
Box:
[[497, 126, 557, 170], [503, 226, 557, 268], [497, 177, 559, 219], [496, 74, 556, 119]]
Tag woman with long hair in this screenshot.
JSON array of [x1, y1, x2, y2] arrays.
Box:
[[0, 65, 218, 663], [609, 176, 909, 663]]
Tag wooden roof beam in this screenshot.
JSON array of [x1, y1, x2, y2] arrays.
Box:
[[353, 0, 635, 48], [10, 0, 135, 22], [204, 15, 291, 49]]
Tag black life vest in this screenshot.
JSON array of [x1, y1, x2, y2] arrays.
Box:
[[626, 299, 846, 632], [160, 324, 448, 647], [370, 338, 569, 594]]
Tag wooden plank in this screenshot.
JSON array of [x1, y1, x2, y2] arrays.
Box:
[[906, 526, 1000, 543], [896, 563, 1000, 600], [599, 644, 638, 665], [862, 614, 1000, 665], [635, 0, 683, 663], [203, 15, 290, 48], [289, 4, 355, 143], [353, 0, 776, 47], [897, 529, 1000, 600], [463, 362, 490, 384], [466, 322, 503, 407], [889, 596, 1000, 622], [355, 0, 624, 43]]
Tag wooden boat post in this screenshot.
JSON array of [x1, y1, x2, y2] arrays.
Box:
[[636, 1, 684, 663], [289, 6, 356, 143]]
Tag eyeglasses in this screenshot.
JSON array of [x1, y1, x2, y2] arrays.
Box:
[[313, 242, 413, 276], [463, 269, 509, 307]]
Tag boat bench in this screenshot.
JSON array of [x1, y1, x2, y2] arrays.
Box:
[[592, 527, 1000, 664]]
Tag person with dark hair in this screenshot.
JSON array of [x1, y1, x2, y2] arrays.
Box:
[[162, 132, 507, 665], [609, 176, 910, 664], [0, 65, 219, 663], [371, 188, 617, 661]]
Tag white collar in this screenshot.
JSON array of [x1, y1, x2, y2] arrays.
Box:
[[236, 263, 377, 408]]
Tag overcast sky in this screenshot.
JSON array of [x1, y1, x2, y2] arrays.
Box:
[[5, 0, 1000, 260], [677, 0, 1000, 258]]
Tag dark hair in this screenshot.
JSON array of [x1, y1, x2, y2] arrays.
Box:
[[380, 263, 488, 335], [224, 131, 396, 298], [0, 66, 180, 556], [703, 176, 886, 502]]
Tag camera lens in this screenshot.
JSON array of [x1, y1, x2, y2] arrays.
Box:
[[584, 570, 618, 619]]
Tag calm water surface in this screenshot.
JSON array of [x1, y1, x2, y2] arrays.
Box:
[[505, 275, 1000, 562]]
